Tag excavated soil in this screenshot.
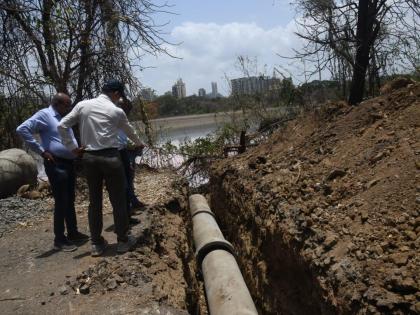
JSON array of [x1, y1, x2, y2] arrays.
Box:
[[209, 83, 420, 314]]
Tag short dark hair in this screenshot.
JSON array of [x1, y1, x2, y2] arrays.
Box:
[[102, 79, 125, 97]]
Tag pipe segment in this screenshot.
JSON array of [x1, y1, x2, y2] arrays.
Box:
[[189, 194, 258, 315], [189, 194, 212, 216], [192, 209, 235, 265], [202, 249, 259, 315]]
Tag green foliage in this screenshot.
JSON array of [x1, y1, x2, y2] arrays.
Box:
[[162, 122, 243, 162], [179, 136, 222, 157]]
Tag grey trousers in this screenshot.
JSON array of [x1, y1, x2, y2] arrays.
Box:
[[83, 149, 128, 244]]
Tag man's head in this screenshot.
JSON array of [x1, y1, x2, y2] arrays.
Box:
[[117, 97, 133, 116], [51, 93, 72, 116], [102, 79, 126, 103]]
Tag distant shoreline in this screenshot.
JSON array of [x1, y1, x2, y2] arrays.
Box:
[[134, 107, 291, 132], [145, 111, 244, 130]]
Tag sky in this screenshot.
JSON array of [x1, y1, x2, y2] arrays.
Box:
[[137, 0, 304, 96]]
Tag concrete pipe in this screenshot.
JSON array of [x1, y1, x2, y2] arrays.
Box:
[[189, 194, 258, 315], [189, 194, 213, 217], [202, 249, 258, 315], [0, 148, 37, 198], [192, 211, 235, 265], [189, 194, 235, 264]]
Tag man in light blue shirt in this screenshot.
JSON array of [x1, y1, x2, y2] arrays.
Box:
[[16, 93, 88, 252]]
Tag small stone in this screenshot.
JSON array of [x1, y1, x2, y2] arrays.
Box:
[[79, 284, 90, 295], [114, 274, 124, 283], [356, 250, 365, 260], [361, 211, 369, 223], [326, 169, 346, 181], [323, 233, 338, 250], [315, 246, 324, 257], [323, 256, 332, 266], [370, 151, 386, 163], [389, 253, 409, 266], [404, 230, 416, 241], [106, 279, 118, 290], [366, 178, 380, 189], [59, 286, 68, 295]]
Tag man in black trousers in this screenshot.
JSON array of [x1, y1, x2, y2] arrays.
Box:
[[117, 98, 147, 224], [17, 93, 88, 251], [58, 80, 145, 256]]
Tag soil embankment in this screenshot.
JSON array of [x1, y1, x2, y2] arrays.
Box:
[[209, 83, 419, 314]]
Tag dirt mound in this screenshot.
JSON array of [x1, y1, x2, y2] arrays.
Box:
[[64, 205, 193, 313], [209, 83, 420, 314]]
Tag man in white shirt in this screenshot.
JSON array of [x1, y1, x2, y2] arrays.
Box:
[[58, 79, 144, 256]]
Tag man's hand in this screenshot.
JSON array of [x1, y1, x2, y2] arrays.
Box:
[[41, 151, 55, 163], [72, 146, 85, 158]]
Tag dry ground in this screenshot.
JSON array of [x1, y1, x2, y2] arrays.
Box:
[[0, 169, 198, 315]]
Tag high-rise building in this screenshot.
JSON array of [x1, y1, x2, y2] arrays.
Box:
[[211, 82, 218, 97], [198, 88, 206, 97], [172, 79, 186, 99], [140, 87, 157, 101], [231, 76, 281, 95]]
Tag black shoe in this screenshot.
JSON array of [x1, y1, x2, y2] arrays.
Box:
[[129, 217, 141, 225], [131, 202, 148, 214], [91, 240, 108, 257], [68, 231, 90, 242], [54, 239, 77, 252], [116, 235, 137, 254]]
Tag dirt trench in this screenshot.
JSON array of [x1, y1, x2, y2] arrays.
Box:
[[209, 182, 336, 315]]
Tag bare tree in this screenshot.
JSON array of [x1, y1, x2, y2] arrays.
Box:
[[293, 0, 419, 104], [0, 0, 173, 98], [0, 0, 174, 145]]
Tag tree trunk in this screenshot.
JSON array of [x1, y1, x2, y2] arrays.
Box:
[[348, 0, 374, 105]]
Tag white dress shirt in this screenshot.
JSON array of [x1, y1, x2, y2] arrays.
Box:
[[58, 94, 143, 151]]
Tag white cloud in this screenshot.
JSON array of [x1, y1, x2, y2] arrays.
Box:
[[137, 21, 304, 96]]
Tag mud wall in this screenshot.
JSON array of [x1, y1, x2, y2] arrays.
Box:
[[209, 178, 339, 315]]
